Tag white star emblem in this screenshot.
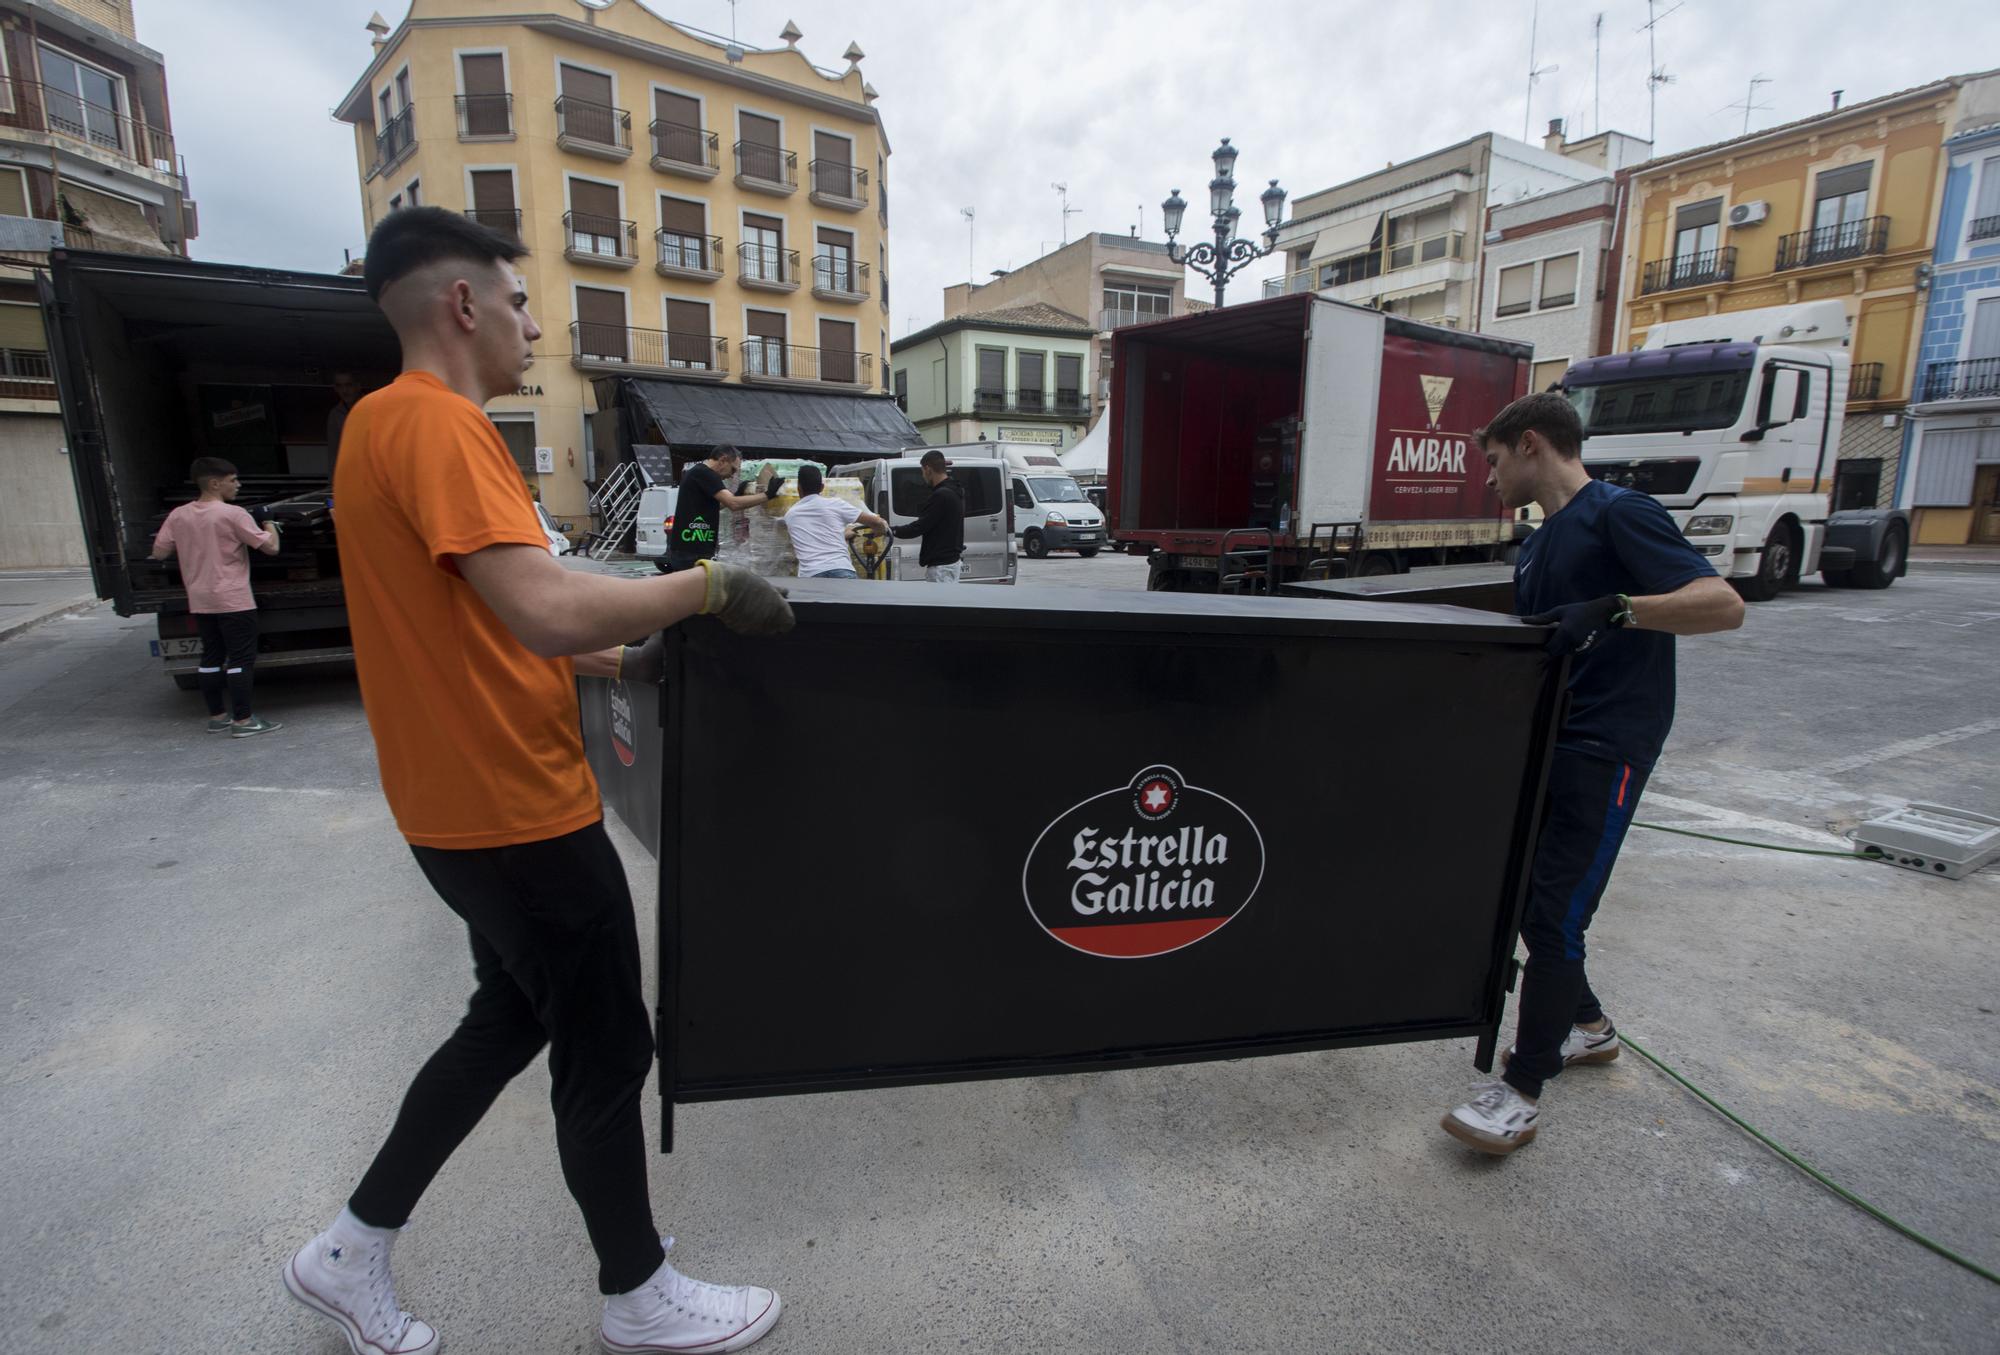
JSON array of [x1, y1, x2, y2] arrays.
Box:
[[1142, 782, 1171, 812]]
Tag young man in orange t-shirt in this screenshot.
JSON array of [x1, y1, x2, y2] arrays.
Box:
[[284, 207, 792, 1355]]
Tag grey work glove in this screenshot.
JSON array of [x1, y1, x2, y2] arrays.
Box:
[[694, 560, 795, 636], [618, 633, 665, 683]]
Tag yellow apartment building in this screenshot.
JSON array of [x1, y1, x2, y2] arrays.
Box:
[[1615, 74, 1996, 509], [335, 0, 893, 525]]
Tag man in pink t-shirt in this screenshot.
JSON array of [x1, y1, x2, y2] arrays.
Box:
[[151, 456, 285, 737]]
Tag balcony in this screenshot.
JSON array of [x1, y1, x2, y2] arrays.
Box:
[[734, 141, 797, 195], [2, 79, 178, 177], [1849, 362, 1884, 401], [554, 97, 631, 159], [1775, 216, 1890, 270], [1641, 247, 1737, 295], [0, 347, 54, 399], [655, 229, 722, 281], [1098, 306, 1172, 331], [1920, 356, 2000, 403], [1388, 229, 1463, 271], [455, 93, 513, 140], [570, 322, 727, 379], [811, 255, 870, 302], [650, 120, 718, 178], [563, 211, 637, 267], [970, 388, 1088, 419], [737, 242, 800, 292], [808, 160, 868, 211], [740, 341, 873, 387], [464, 207, 522, 243], [372, 106, 415, 178], [1972, 215, 2000, 243], [1262, 272, 1317, 299]]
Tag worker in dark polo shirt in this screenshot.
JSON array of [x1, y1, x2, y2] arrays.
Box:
[[891, 448, 966, 583]]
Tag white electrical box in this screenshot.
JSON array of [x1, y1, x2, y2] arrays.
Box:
[[1852, 804, 2000, 881], [534, 446, 555, 474]]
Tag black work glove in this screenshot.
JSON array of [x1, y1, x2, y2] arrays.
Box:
[[694, 560, 795, 636], [735, 479, 755, 496], [617, 634, 665, 684], [764, 474, 787, 498], [1522, 594, 1631, 656]]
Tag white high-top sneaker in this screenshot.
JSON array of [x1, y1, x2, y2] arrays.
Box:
[[283, 1210, 440, 1355], [1441, 1079, 1542, 1155], [601, 1238, 781, 1354], [1504, 1020, 1622, 1069]]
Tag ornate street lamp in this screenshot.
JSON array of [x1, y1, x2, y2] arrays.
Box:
[[1162, 138, 1286, 307]]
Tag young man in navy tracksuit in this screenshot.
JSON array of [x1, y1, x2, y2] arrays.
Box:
[[1442, 392, 1744, 1155]]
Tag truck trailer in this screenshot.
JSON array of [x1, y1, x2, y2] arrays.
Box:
[[43, 251, 400, 685], [1567, 300, 1909, 600], [1105, 293, 1531, 592]]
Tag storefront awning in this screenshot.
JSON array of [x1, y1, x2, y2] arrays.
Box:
[[1309, 213, 1380, 262], [618, 377, 923, 461], [1378, 280, 1450, 306]]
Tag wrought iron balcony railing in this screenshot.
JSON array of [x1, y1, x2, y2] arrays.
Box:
[[1849, 362, 1884, 401], [970, 388, 1088, 417], [737, 242, 800, 287], [734, 141, 797, 190], [0, 346, 54, 396], [3, 78, 177, 173], [570, 322, 727, 374], [1775, 216, 1889, 270], [741, 340, 872, 384], [373, 106, 415, 176], [554, 96, 631, 154], [454, 93, 512, 139], [1641, 246, 1736, 295], [656, 229, 722, 275], [808, 159, 868, 206], [464, 207, 522, 241], [563, 211, 637, 262], [1920, 356, 2000, 402], [650, 119, 717, 173], [811, 255, 871, 298], [1968, 214, 2000, 243]]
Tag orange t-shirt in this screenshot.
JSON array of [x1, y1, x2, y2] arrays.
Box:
[[334, 371, 600, 849]]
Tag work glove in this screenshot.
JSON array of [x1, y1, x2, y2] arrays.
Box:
[[1522, 594, 1631, 656], [764, 474, 787, 498], [735, 480, 755, 496], [617, 633, 665, 683], [694, 559, 795, 636]]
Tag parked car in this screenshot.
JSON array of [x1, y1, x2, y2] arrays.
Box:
[[633, 484, 680, 570], [536, 503, 575, 556]]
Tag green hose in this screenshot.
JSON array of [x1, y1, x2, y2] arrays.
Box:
[[1632, 820, 1878, 860], [1620, 1032, 2000, 1287]]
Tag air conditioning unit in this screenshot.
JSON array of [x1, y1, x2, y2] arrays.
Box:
[[1728, 200, 1770, 227]]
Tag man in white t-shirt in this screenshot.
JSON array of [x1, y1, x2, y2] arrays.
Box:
[[781, 465, 887, 578]]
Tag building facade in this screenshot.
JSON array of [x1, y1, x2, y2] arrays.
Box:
[[938, 233, 1199, 428], [0, 0, 195, 566], [890, 305, 1095, 451], [1898, 87, 2000, 544], [1264, 127, 1646, 330], [1478, 176, 1623, 393], [335, 0, 892, 525], [1614, 74, 2000, 509]]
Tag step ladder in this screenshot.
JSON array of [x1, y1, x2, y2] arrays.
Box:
[[583, 460, 648, 561]]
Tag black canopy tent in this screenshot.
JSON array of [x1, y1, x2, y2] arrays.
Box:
[[596, 376, 922, 477]]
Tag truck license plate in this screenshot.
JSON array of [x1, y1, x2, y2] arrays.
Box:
[[1179, 556, 1217, 571], [152, 637, 202, 660]]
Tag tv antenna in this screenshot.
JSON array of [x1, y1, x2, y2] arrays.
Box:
[[1592, 12, 1603, 135], [1728, 73, 1774, 134], [960, 206, 975, 284], [1523, 1, 1560, 142], [1639, 0, 1683, 146], [1052, 182, 1080, 245]]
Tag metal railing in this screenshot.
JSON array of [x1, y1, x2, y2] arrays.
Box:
[[741, 340, 872, 384], [373, 106, 414, 175], [0, 347, 54, 395], [563, 211, 637, 261], [1775, 216, 1889, 270], [1099, 306, 1170, 330], [811, 255, 870, 296], [809, 159, 868, 202], [1262, 272, 1317, 298], [734, 140, 797, 188], [1920, 356, 2000, 402], [1849, 362, 1884, 401], [454, 93, 512, 139], [656, 229, 721, 273], [1972, 214, 2000, 243], [1641, 246, 1737, 294], [649, 119, 717, 170], [571, 322, 727, 373], [1387, 229, 1463, 271], [0, 78, 176, 172], [737, 242, 799, 285], [554, 96, 631, 152], [464, 207, 522, 241], [970, 388, 1088, 417]]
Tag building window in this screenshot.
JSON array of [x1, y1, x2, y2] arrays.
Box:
[[468, 169, 518, 238], [1102, 284, 1170, 329], [1812, 164, 1871, 237], [0, 166, 28, 218], [573, 286, 628, 361], [819, 319, 858, 382], [663, 298, 713, 368], [1388, 206, 1452, 269], [894, 366, 908, 411], [458, 53, 511, 138], [745, 308, 787, 375], [815, 226, 857, 292], [976, 347, 1006, 411], [568, 178, 624, 256], [1531, 357, 1570, 392], [404, 179, 421, 208], [657, 195, 710, 269], [737, 111, 785, 183], [1672, 199, 1722, 276], [1972, 155, 2000, 241], [1496, 264, 1534, 317], [1018, 351, 1045, 411], [39, 45, 127, 152], [1538, 253, 1579, 309], [743, 212, 785, 281], [1322, 248, 1382, 288], [388, 192, 402, 211], [1055, 353, 1083, 414], [490, 413, 537, 479]]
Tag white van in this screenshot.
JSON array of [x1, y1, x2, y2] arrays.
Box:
[[633, 484, 680, 569], [1000, 446, 1106, 558], [842, 449, 1017, 583]]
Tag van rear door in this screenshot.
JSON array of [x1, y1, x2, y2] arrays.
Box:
[[887, 462, 1014, 582]]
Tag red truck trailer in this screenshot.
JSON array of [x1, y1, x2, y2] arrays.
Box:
[[1106, 293, 1532, 592]]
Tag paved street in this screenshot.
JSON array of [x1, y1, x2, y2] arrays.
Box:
[[2, 562, 1996, 1353]]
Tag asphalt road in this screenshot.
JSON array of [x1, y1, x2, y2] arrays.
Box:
[[1, 561, 1995, 1353]]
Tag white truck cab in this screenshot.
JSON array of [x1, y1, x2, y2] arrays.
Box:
[[1000, 446, 1106, 558], [1566, 301, 1908, 598]]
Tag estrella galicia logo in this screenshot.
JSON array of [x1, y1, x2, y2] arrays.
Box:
[[608, 680, 637, 768], [1021, 766, 1264, 958]]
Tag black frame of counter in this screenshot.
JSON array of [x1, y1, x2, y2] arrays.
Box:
[[647, 582, 1565, 1151]]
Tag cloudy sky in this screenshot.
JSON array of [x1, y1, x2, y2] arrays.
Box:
[[141, 0, 1999, 338]]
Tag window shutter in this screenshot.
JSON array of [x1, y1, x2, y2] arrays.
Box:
[[659, 197, 705, 236], [739, 112, 780, 148], [470, 170, 514, 213], [747, 310, 787, 340], [559, 64, 611, 105], [460, 54, 504, 96], [1539, 254, 1579, 307], [1814, 164, 1872, 201], [1676, 198, 1722, 230], [568, 179, 620, 221], [654, 90, 699, 129], [1496, 264, 1533, 315]]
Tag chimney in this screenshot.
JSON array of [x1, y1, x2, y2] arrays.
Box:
[[1544, 117, 1566, 153], [1831, 89, 1844, 111]]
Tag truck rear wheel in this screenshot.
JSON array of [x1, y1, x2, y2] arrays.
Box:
[[1848, 522, 1906, 590], [1360, 554, 1397, 577], [1735, 522, 1800, 602]]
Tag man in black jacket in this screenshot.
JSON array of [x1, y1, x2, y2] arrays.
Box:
[[891, 448, 966, 582]]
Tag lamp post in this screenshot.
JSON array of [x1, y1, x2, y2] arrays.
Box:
[[1162, 138, 1286, 307]]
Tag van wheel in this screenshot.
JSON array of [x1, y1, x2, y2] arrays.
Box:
[[1078, 547, 1100, 558], [1023, 530, 1049, 559], [1735, 522, 1799, 602], [1848, 522, 1905, 590], [1146, 565, 1176, 592]]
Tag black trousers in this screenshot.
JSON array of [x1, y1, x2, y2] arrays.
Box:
[[348, 821, 665, 1295], [1503, 749, 1650, 1101], [194, 610, 258, 720]]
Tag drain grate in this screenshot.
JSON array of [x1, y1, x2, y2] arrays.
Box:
[[1852, 804, 2000, 881]]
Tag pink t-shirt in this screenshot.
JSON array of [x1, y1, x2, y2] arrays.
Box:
[[153, 500, 271, 613]]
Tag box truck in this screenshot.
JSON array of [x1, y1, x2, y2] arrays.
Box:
[[1105, 293, 1530, 592]]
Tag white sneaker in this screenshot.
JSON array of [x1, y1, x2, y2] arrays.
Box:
[[601, 1238, 781, 1354], [283, 1213, 439, 1355], [1504, 1020, 1622, 1070], [1441, 1079, 1541, 1155]]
